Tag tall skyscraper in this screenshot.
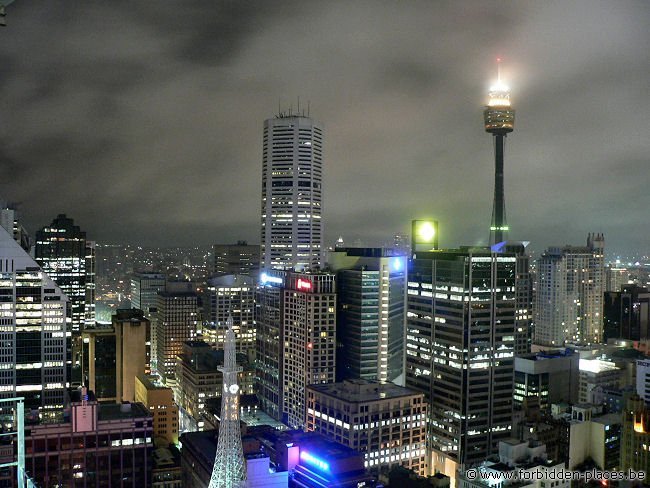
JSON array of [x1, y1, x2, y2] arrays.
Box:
[[261, 114, 323, 271], [212, 242, 260, 277], [534, 234, 605, 346], [35, 214, 92, 335], [328, 248, 406, 384], [256, 270, 336, 429], [81, 308, 149, 402], [0, 225, 68, 414], [405, 247, 516, 480], [209, 317, 246, 488], [484, 60, 515, 245]]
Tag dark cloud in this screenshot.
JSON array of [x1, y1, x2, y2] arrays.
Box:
[[0, 0, 648, 256]]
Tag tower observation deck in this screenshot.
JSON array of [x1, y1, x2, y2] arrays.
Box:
[[484, 59, 515, 245]]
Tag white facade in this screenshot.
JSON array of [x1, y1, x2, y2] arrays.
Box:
[[534, 234, 605, 346], [261, 115, 323, 271], [0, 225, 68, 413], [281, 272, 336, 429], [637, 359, 650, 404]]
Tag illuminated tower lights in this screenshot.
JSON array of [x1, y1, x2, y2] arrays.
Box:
[[484, 59, 515, 245], [209, 316, 246, 488]]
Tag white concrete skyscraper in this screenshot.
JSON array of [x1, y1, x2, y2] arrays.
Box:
[[261, 114, 323, 271]]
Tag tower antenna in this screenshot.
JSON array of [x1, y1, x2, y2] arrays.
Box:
[[297, 96, 301, 116]]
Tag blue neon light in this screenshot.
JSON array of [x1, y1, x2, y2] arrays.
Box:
[[391, 257, 404, 272], [260, 272, 283, 285], [300, 450, 329, 471]]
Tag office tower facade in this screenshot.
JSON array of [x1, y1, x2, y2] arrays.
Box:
[[154, 286, 199, 384], [578, 359, 622, 404], [405, 248, 516, 479], [0, 205, 30, 251], [534, 234, 605, 346], [504, 242, 533, 355], [635, 359, 650, 404], [130, 271, 166, 318], [328, 248, 406, 383], [175, 340, 254, 428], [135, 374, 179, 447], [209, 318, 246, 488], [256, 270, 336, 428], [484, 61, 515, 245], [84, 240, 96, 328], [514, 350, 580, 413], [24, 394, 153, 487], [0, 226, 68, 413], [35, 214, 92, 335], [212, 242, 260, 277], [603, 285, 650, 341], [620, 395, 650, 478], [606, 265, 631, 292], [203, 274, 256, 354], [261, 114, 323, 271], [81, 309, 149, 402], [306, 379, 427, 475]]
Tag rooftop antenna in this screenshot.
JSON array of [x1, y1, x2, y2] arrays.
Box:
[[307, 101, 310, 117], [297, 96, 301, 116]]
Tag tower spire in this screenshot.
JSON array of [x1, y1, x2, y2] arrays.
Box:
[[209, 316, 246, 488], [484, 58, 515, 245]]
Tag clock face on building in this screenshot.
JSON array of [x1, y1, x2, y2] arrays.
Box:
[[229, 384, 239, 395]]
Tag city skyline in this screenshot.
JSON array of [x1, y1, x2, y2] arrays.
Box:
[[0, 1, 649, 255]]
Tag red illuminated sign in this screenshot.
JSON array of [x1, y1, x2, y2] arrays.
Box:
[[297, 278, 312, 291]]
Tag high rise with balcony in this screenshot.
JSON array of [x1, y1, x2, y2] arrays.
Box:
[[534, 234, 605, 346], [261, 114, 323, 271]]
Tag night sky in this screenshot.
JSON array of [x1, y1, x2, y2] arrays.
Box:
[[0, 1, 648, 255]]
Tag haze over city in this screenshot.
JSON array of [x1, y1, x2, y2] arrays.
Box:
[[1, 1, 649, 253]]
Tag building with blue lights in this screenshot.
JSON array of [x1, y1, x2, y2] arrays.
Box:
[[328, 248, 406, 384], [306, 379, 427, 476]]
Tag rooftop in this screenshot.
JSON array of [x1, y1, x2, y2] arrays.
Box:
[[307, 379, 423, 403], [136, 374, 170, 391]]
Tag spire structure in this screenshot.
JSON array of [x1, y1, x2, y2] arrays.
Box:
[[209, 316, 246, 488], [484, 58, 515, 245]]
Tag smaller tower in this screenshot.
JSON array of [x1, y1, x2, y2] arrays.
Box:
[[209, 317, 246, 488], [484, 59, 515, 245]]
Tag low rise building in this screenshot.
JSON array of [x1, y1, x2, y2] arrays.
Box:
[[578, 359, 622, 403], [175, 340, 255, 429], [306, 379, 427, 476], [135, 374, 179, 446], [514, 349, 580, 415], [24, 389, 153, 487]]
